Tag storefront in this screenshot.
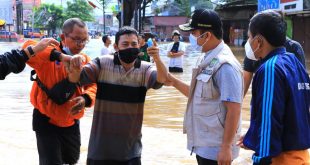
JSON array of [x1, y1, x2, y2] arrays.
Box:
[[216, 0, 257, 46]]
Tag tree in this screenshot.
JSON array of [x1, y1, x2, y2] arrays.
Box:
[[34, 3, 64, 35], [118, 0, 138, 26], [193, 0, 213, 10], [174, 0, 191, 17], [218, 0, 257, 4], [64, 0, 95, 22], [116, 0, 154, 27]]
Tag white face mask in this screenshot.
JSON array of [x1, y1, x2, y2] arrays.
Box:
[[245, 39, 259, 61], [63, 46, 73, 55], [189, 32, 208, 52]]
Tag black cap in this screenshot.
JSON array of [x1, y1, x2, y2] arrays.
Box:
[[179, 9, 222, 32]]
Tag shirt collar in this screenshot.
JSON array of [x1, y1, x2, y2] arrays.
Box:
[[261, 47, 286, 63], [204, 40, 224, 59]]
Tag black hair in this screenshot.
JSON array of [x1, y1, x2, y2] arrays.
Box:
[[139, 34, 146, 39], [172, 33, 181, 39], [102, 35, 109, 43], [249, 10, 286, 47], [115, 26, 138, 45], [62, 18, 86, 35]]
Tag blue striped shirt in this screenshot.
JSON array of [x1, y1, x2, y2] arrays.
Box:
[[243, 47, 310, 164]]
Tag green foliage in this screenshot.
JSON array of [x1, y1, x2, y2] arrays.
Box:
[[34, 3, 64, 32], [111, 5, 118, 15], [154, 8, 161, 15], [173, 0, 191, 16], [194, 0, 213, 9], [218, 0, 257, 4], [64, 0, 95, 22]]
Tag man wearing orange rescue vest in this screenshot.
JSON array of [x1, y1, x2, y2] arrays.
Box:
[[22, 18, 97, 165]]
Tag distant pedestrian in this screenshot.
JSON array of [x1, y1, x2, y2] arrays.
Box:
[[138, 34, 150, 62], [167, 30, 186, 73], [101, 34, 114, 55]]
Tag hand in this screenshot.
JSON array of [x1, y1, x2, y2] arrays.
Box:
[[147, 46, 160, 61], [152, 39, 158, 47], [66, 55, 85, 83], [70, 55, 86, 70], [168, 52, 174, 58], [69, 96, 85, 115], [217, 145, 232, 165], [32, 38, 60, 54], [237, 135, 250, 150]]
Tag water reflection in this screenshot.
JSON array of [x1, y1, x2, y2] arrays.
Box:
[[0, 39, 309, 164]]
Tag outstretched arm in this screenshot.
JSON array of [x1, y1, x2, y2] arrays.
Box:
[[166, 73, 190, 97], [0, 38, 59, 80]]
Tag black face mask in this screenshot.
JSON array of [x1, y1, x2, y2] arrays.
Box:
[[118, 48, 140, 64]]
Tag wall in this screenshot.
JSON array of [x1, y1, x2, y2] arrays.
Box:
[[293, 15, 310, 59]]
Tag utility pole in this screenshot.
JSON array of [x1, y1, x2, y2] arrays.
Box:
[[103, 0, 105, 34], [121, 0, 124, 27], [16, 0, 24, 35], [142, 0, 146, 31], [134, 3, 138, 30], [32, 0, 35, 33], [138, 4, 141, 33]]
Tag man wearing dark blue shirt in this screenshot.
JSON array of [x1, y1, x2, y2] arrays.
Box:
[[238, 10, 310, 164]]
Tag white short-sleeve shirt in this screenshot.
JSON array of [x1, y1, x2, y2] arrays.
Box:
[[167, 42, 186, 68], [101, 45, 113, 56]]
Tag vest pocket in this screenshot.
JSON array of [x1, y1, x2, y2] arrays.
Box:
[[195, 73, 220, 100], [193, 102, 221, 116], [195, 75, 213, 99], [193, 103, 225, 146]]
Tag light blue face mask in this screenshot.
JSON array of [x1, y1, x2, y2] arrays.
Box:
[[63, 46, 73, 55], [189, 34, 202, 51], [189, 32, 208, 52]]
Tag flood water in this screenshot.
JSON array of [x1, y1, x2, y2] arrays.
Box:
[[0, 39, 309, 165]]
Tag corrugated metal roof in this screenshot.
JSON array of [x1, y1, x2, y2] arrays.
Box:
[[216, 0, 257, 10]]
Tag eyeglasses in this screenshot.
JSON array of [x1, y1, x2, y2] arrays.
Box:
[[66, 35, 89, 46]]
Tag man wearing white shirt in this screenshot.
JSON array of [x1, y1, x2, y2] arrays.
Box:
[[101, 35, 113, 55], [167, 30, 186, 72]]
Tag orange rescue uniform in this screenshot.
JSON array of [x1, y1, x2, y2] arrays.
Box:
[[22, 40, 97, 127]]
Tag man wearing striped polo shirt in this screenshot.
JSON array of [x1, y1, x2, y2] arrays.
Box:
[[67, 26, 168, 165], [238, 10, 310, 164]]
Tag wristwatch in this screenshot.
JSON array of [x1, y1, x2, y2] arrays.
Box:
[[27, 46, 35, 57]]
